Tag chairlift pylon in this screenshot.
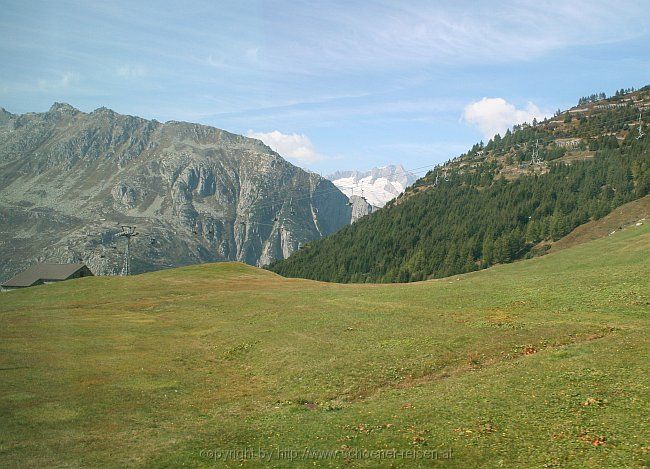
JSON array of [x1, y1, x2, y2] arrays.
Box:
[[638, 110, 645, 140]]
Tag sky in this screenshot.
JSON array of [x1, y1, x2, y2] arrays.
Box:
[[1, 0, 649, 177]]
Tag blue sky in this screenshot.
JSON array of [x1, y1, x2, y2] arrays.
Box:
[[1, 0, 648, 176]]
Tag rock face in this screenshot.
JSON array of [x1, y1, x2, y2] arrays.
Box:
[[328, 164, 416, 208], [0, 103, 352, 281], [349, 195, 375, 222]]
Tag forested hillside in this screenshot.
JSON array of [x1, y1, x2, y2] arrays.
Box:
[[269, 87, 650, 282]]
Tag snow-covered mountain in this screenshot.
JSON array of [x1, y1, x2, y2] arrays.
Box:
[[327, 164, 416, 208]]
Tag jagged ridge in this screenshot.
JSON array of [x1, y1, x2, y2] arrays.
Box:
[[0, 103, 353, 281]]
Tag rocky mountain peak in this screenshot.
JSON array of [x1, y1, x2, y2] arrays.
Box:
[[49, 102, 80, 115], [0, 104, 355, 281], [91, 106, 118, 117], [327, 163, 416, 207], [0, 107, 13, 124]]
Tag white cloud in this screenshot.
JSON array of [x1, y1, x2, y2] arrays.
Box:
[[462, 98, 550, 139], [246, 130, 326, 164], [208, 97, 463, 129], [205, 54, 224, 68], [116, 64, 147, 78], [245, 47, 260, 63], [205, 49, 260, 70], [254, 0, 648, 73], [37, 72, 77, 91]]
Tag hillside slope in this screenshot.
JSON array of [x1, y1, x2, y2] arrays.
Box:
[[270, 87, 650, 282], [0, 103, 352, 281], [0, 220, 648, 467], [547, 194, 648, 253]]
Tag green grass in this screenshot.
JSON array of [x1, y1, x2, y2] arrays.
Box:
[[0, 224, 648, 467]]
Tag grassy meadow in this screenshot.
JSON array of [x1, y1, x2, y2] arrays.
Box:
[[0, 223, 648, 467]]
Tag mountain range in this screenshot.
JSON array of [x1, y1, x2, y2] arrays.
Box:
[[0, 103, 369, 281], [327, 164, 416, 208]]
